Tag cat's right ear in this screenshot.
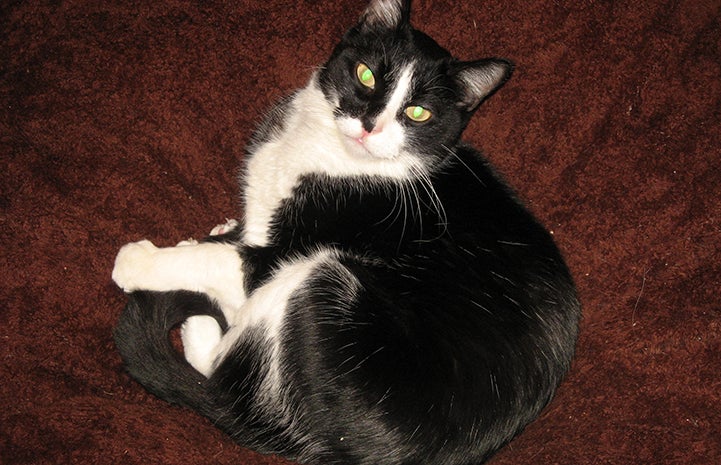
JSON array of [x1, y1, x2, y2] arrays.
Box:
[[359, 0, 411, 31], [451, 59, 514, 112]]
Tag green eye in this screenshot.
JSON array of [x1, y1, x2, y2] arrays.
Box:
[[356, 63, 375, 88], [405, 105, 432, 122]]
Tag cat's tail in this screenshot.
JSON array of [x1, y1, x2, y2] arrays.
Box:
[[113, 290, 226, 416]]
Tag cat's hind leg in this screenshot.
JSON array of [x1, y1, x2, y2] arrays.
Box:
[[176, 219, 242, 375], [112, 239, 246, 318], [112, 224, 246, 377]]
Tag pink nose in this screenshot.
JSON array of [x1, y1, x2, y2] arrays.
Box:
[[360, 124, 382, 140]]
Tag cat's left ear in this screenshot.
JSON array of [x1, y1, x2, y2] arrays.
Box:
[[450, 59, 514, 112], [359, 0, 411, 31]]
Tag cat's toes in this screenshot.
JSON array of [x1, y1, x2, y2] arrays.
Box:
[[210, 219, 239, 236], [111, 239, 158, 292], [176, 238, 198, 247]]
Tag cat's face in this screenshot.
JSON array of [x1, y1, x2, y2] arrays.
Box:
[[318, 0, 512, 168]]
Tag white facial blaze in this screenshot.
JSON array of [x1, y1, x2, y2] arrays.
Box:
[[377, 64, 415, 131], [335, 63, 416, 161], [362, 64, 415, 159]]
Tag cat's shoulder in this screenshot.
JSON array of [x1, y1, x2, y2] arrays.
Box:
[[247, 92, 300, 154]]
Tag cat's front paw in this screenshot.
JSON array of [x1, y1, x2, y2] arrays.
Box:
[[210, 219, 239, 236], [111, 239, 158, 292]]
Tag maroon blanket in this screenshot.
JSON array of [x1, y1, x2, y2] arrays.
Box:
[[3, 0, 719, 463]]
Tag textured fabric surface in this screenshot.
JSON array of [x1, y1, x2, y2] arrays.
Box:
[[2, 0, 719, 463]]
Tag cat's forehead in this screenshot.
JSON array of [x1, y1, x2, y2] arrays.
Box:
[[345, 44, 451, 96], [344, 23, 451, 66]]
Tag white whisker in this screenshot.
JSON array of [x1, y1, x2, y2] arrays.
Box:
[[441, 144, 487, 188], [409, 164, 449, 240]]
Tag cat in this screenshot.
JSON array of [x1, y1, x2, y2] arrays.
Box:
[[111, 0, 581, 464]]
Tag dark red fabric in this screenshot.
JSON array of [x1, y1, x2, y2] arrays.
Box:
[[2, 1, 719, 463]]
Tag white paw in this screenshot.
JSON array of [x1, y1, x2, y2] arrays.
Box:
[[176, 238, 198, 247], [181, 315, 222, 377], [111, 239, 158, 292], [210, 219, 239, 236]]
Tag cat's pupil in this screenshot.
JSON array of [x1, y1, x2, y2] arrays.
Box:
[[356, 63, 375, 88], [405, 105, 432, 122]]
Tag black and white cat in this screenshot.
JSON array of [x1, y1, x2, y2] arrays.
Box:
[[112, 0, 581, 463]]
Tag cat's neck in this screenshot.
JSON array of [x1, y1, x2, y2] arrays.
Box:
[[241, 75, 424, 248]]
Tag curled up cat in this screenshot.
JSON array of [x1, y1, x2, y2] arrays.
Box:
[[111, 0, 581, 464]]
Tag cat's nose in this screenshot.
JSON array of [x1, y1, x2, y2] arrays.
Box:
[[359, 128, 380, 145], [360, 125, 383, 140], [361, 117, 384, 135], [361, 119, 375, 134]]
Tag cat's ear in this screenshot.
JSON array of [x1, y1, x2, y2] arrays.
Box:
[[359, 0, 410, 31], [451, 59, 513, 112]]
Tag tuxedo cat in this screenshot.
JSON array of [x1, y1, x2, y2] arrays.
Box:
[[112, 0, 581, 463]]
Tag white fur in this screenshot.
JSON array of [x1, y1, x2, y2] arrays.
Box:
[[242, 73, 422, 248], [181, 315, 223, 376], [376, 64, 415, 133], [212, 249, 342, 387], [210, 218, 239, 236], [112, 239, 246, 320], [364, 0, 404, 29]]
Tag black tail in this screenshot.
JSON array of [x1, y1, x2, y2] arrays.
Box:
[[113, 290, 227, 417]]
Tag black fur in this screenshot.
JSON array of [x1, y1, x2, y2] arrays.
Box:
[[114, 1, 580, 464], [113, 291, 226, 411]]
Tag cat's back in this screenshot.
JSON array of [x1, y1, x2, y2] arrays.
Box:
[[273, 145, 581, 465]]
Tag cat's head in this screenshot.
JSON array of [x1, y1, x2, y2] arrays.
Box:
[[318, 0, 512, 167]]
